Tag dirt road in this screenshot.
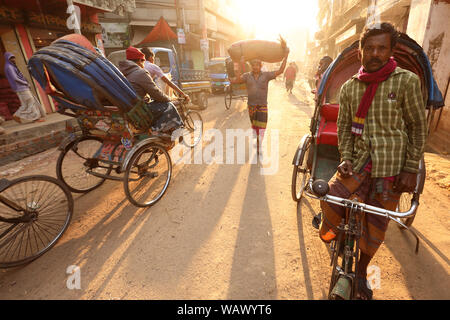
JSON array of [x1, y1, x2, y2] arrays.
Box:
[[0, 79, 449, 300]]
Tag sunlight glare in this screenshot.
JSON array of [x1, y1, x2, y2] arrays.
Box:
[[230, 0, 319, 61]]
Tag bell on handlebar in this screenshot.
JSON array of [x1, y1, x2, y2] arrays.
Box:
[[312, 179, 330, 197]]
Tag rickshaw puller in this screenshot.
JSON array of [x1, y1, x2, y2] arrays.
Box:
[[317, 22, 427, 300]]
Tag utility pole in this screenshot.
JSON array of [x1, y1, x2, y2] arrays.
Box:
[[199, 0, 209, 67], [175, 0, 185, 65]]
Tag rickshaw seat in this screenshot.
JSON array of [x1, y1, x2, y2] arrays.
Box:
[[317, 104, 339, 146]]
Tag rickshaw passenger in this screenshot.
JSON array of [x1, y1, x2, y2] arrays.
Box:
[[318, 22, 427, 300], [118, 46, 183, 134]]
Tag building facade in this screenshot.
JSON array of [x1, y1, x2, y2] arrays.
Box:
[[99, 0, 243, 70]]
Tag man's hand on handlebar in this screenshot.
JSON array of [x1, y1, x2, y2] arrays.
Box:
[[394, 171, 417, 193], [337, 160, 353, 178]]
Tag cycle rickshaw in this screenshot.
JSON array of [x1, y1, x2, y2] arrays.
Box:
[[28, 35, 201, 208], [223, 57, 249, 110], [291, 33, 445, 299]]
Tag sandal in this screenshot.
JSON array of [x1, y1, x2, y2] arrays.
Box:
[[34, 118, 45, 123], [312, 212, 322, 229], [13, 116, 22, 123], [356, 277, 373, 300]]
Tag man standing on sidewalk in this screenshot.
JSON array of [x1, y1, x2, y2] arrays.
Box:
[[4, 52, 46, 123], [317, 22, 427, 299]]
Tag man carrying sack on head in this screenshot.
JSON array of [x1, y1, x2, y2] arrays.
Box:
[[230, 39, 289, 157], [317, 22, 427, 300]]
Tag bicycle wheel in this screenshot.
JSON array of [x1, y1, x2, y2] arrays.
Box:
[[291, 137, 312, 202], [0, 175, 73, 268], [397, 192, 416, 229], [224, 91, 232, 109], [124, 143, 172, 207], [57, 136, 112, 193], [182, 110, 203, 148]]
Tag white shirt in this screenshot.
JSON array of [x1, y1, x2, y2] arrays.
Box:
[[144, 61, 165, 80]]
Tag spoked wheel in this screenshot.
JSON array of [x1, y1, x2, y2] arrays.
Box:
[[328, 239, 343, 300], [124, 143, 172, 207], [397, 159, 425, 229], [182, 110, 203, 148], [291, 137, 312, 202], [397, 192, 416, 229], [224, 90, 232, 110], [57, 136, 112, 193], [0, 175, 73, 268]]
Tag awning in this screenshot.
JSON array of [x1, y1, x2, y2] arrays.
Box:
[[136, 16, 177, 45], [130, 20, 177, 27]]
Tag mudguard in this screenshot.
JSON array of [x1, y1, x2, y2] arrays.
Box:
[[292, 134, 312, 166]]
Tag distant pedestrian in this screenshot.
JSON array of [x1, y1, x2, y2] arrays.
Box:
[[3, 52, 46, 123], [284, 62, 297, 94]]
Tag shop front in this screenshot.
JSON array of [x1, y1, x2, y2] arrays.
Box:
[[0, 1, 103, 120]]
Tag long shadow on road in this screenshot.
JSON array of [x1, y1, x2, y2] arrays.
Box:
[[227, 163, 277, 299]]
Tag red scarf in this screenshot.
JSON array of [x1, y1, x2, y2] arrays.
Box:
[[351, 57, 397, 136]]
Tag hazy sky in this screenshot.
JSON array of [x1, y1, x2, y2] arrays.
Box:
[[230, 0, 319, 61]]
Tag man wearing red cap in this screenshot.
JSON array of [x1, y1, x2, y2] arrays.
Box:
[[119, 46, 183, 134]]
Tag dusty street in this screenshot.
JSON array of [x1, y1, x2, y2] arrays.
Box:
[[0, 79, 449, 300]]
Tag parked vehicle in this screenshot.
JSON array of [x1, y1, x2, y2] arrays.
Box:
[[108, 47, 211, 110], [207, 57, 230, 94]]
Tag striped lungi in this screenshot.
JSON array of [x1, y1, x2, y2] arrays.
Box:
[[247, 105, 268, 134], [319, 170, 401, 257]]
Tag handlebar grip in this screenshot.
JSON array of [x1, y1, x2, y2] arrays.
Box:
[[312, 179, 330, 197]]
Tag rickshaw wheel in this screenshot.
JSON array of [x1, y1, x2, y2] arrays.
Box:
[[397, 157, 425, 229], [124, 143, 172, 207], [397, 192, 416, 229], [0, 175, 73, 268], [182, 110, 203, 148], [56, 136, 112, 193], [291, 139, 311, 202], [224, 90, 232, 110]]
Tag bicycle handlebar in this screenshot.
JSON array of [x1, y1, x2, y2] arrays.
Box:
[[304, 179, 418, 221], [304, 178, 421, 253]]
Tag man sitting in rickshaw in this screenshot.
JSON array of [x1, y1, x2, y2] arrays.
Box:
[[118, 46, 183, 135], [318, 22, 427, 299]]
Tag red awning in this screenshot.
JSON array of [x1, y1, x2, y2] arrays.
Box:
[[137, 16, 177, 45]]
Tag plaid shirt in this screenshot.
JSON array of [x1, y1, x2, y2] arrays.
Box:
[[337, 67, 427, 177]]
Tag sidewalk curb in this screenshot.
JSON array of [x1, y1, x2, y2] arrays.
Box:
[[0, 117, 79, 167]]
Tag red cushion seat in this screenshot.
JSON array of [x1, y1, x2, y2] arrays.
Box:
[[317, 104, 339, 146]]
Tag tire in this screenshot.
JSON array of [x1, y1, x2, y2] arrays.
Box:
[[291, 138, 312, 202], [397, 158, 426, 229], [224, 90, 232, 110], [397, 192, 417, 229], [182, 110, 203, 148], [56, 136, 112, 193], [0, 175, 73, 268], [124, 143, 172, 207], [198, 92, 208, 110]]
